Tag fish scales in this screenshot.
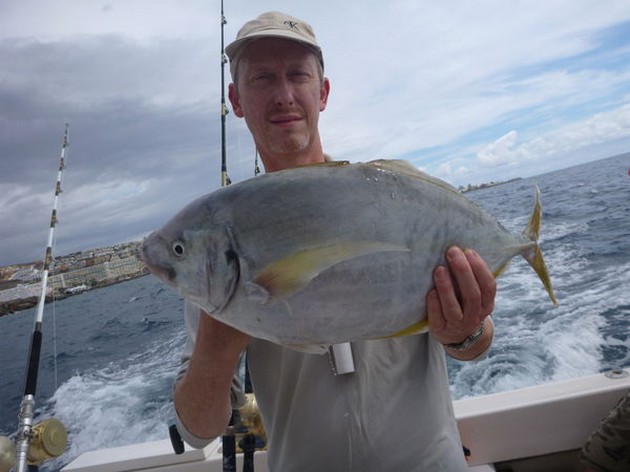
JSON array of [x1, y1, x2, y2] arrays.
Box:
[[141, 159, 556, 349]]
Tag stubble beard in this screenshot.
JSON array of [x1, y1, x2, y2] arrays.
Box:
[[266, 128, 312, 156]]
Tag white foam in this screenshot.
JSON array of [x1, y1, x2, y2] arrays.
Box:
[[450, 227, 630, 399], [43, 331, 186, 469]]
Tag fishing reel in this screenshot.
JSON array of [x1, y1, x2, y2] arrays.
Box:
[[223, 393, 266, 472], [169, 393, 266, 455], [237, 393, 266, 442], [0, 437, 15, 472], [0, 418, 68, 472]]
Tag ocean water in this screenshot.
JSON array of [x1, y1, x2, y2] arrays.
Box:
[[1, 153, 629, 470]]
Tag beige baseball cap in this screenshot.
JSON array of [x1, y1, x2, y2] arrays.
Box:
[[225, 11, 324, 79]]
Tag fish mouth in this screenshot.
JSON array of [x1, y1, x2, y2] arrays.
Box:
[[145, 259, 176, 284], [141, 233, 177, 284]]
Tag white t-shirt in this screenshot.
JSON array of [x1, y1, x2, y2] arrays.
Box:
[[175, 302, 469, 471]]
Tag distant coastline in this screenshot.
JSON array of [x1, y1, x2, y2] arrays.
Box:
[[0, 241, 147, 317], [459, 177, 523, 193]]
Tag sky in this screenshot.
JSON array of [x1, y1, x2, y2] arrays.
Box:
[[1, 0, 629, 266]]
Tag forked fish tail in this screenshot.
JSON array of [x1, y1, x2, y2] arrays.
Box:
[[521, 187, 558, 305]]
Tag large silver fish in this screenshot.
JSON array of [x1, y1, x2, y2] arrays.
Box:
[[141, 160, 556, 349]]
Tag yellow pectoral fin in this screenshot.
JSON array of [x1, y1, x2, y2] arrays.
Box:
[[251, 242, 409, 302]]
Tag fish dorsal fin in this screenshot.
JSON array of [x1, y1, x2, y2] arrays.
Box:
[[366, 159, 460, 194], [297, 160, 350, 168], [248, 242, 409, 303]]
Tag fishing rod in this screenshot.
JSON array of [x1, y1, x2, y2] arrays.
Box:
[[0, 125, 70, 472], [217, 4, 264, 471], [218, 2, 237, 470], [217, 3, 263, 471], [168, 2, 236, 461], [167, 5, 264, 469], [220, 0, 231, 188]]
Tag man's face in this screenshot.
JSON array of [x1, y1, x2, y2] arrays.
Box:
[[229, 38, 329, 162]]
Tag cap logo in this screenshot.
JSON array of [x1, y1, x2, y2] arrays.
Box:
[[283, 20, 299, 30]]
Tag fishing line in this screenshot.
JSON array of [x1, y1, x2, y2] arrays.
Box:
[[51, 287, 59, 391]]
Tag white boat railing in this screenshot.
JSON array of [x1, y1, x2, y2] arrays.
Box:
[[62, 370, 630, 472]]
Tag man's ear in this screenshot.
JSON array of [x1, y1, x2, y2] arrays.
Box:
[[228, 83, 244, 118], [320, 78, 330, 112]]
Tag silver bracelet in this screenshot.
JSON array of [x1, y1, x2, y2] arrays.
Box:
[[443, 322, 485, 351]]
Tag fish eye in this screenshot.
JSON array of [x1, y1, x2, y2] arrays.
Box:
[[172, 241, 186, 257]]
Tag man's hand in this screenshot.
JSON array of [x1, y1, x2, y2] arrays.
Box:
[[426, 247, 496, 359], [174, 312, 251, 440]]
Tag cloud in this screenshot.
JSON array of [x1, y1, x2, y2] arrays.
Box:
[[476, 103, 630, 167], [321, 5, 630, 165], [0, 34, 232, 264], [436, 161, 470, 179], [477, 131, 520, 165]]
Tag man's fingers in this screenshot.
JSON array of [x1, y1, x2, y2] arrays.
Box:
[[426, 288, 446, 332], [445, 247, 480, 317], [464, 249, 496, 315], [433, 264, 464, 322]]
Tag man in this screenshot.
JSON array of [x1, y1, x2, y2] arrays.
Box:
[[174, 12, 496, 471], [580, 390, 630, 472]]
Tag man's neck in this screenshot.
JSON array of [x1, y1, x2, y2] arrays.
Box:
[[261, 146, 326, 173]]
